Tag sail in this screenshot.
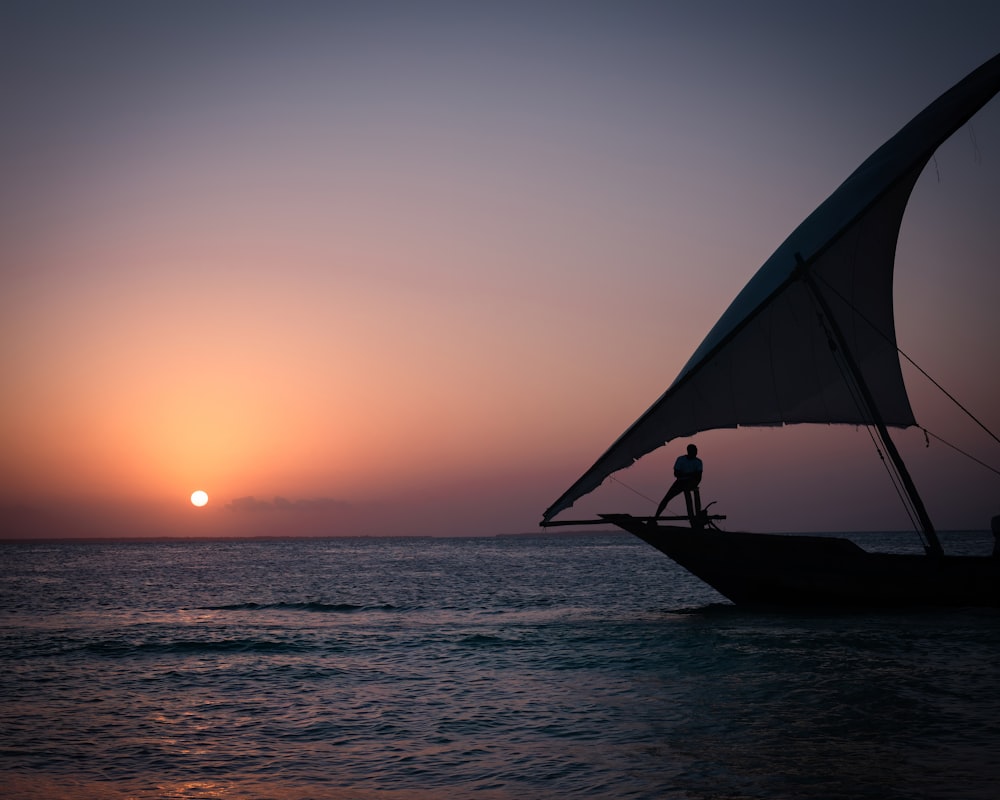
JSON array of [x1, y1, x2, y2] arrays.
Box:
[[544, 52, 1000, 524]]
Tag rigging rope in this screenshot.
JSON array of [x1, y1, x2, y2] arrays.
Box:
[[813, 271, 1000, 447], [897, 349, 1000, 447], [807, 282, 925, 540], [609, 474, 657, 505], [920, 427, 1000, 478], [807, 265, 996, 549], [970, 123, 982, 165]]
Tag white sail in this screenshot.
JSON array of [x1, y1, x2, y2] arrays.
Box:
[[544, 53, 1000, 524]]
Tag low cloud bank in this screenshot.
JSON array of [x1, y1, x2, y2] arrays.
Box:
[[226, 496, 350, 513]]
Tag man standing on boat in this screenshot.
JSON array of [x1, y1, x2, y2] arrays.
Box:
[[655, 444, 703, 518]]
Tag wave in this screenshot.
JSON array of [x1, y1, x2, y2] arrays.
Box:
[[457, 633, 526, 648], [83, 638, 309, 656], [198, 601, 411, 613]]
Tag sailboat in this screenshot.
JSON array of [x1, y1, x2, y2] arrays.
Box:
[[541, 53, 1000, 608]]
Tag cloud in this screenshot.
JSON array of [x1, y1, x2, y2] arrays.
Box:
[[226, 495, 350, 513], [226, 496, 274, 512], [273, 496, 350, 512]]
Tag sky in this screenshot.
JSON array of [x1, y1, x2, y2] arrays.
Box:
[[2, 1, 999, 539]]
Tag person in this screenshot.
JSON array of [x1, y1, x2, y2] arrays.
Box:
[[655, 443, 703, 517]]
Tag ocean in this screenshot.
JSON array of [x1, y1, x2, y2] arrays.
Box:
[[2, 532, 999, 799]]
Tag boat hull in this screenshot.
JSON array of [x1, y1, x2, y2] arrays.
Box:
[[603, 515, 1000, 608]]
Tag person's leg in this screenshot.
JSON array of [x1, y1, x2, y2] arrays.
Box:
[[655, 481, 682, 517]]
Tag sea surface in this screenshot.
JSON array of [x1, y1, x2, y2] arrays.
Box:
[[2, 532, 999, 799]]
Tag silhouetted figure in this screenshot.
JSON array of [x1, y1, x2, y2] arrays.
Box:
[[655, 443, 703, 519], [992, 515, 1000, 557]]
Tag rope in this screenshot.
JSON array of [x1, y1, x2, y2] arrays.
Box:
[[812, 271, 1000, 448], [806, 268, 996, 550], [921, 427, 1000, 478], [807, 277, 925, 540], [612, 473, 717, 523], [898, 350, 1000, 447], [609, 474, 657, 505]]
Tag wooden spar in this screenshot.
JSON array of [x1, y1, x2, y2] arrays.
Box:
[[796, 254, 944, 557]]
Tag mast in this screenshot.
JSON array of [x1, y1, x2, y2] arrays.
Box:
[[796, 254, 944, 557]]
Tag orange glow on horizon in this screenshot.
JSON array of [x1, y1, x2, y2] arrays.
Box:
[[1, 9, 997, 539]]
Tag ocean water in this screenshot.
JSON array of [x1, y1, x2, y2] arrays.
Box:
[[2, 532, 999, 800]]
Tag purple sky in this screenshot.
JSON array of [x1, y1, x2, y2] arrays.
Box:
[[2, 1, 998, 537]]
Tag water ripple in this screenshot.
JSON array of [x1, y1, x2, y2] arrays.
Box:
[[2, 535, 999, 799]]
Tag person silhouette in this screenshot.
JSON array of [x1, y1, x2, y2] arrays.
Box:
[[655, 444, 703, 518]]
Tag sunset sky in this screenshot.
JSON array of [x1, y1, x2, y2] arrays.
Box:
[[2, 1, 998, 538]]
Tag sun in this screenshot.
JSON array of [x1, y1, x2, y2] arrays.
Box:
[[190, 490, 209, 508]]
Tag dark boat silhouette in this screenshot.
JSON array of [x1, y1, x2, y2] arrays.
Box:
[[542, 53, 1000, 608]]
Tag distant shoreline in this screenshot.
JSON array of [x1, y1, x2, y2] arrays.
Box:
[[0, 529, 625, 544], [0, 529, 989, 544]]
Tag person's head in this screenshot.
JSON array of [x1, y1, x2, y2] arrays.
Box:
[[686, 444, 698, 457]]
